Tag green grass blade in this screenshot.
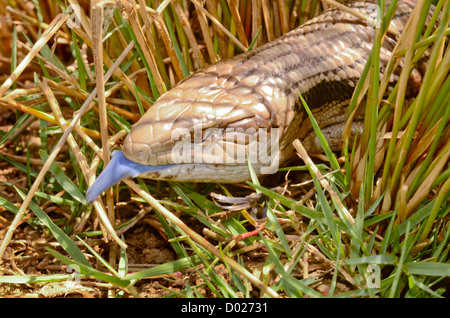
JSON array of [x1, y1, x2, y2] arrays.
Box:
[[388, 221, 412, 298], [125, 255, 202, 281], [403, 262, 450, 277], [0, 154, 38, 178], [344, 255, 396, 266], [15, 186, 90, 267], [132, 81, 146, 116], [247, 26, 262, 52], [0, 113, 30, 147], [46, 247, 130, 288], [0, 273, 79, 284], [262, 235, 322, 298], [249, 182, 345, 231], [310, 174, 341, 254], [265, 205, 291, 258], [118, 241, 128, 278], [76, 236, 120, 277], [298, 92, 343, 182], [163, 9, 189, 77], [71, 30, 87, 91], [40, 150, 87, 205]]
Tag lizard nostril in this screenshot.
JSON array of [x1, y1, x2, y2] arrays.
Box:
[[129, 143, 151, 164], [123, 131, 152, 165], [138, 149, 146, 161]]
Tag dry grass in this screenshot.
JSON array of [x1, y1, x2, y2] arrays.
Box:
[[0, 0, 448, 298]]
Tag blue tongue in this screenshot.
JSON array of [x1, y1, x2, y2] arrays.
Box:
[[86, 151, 172, 204]]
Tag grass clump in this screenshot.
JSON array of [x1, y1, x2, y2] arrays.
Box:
[[0, 0, 448, 298]]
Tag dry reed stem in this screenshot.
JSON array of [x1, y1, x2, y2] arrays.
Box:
[[67, 0, 93, 37], [118, 0, 165, 94], [0, 95, 101, 139], [6, 6, 70, 40], [13, 40, 79, 86], [227, 0, 249, 47], [0, 24, 132, 258], [0, 13, 69, 97], [404, 142, 450, 218], [154, 14, 185, 81], [92, 1, 118, 257], [191, 0, 248, 52], [261, 0, 273, 41], [172, 0, 206, 68], [277, 0, 289, 34], [322, 0, 400, 36], [41, 79, 90, 182], [205, 0, 228, 58], [0, 152, 71, 168], [193, 0, 219, 63], [251, 0, 262, 47]]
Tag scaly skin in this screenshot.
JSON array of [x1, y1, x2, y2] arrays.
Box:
[[86, 1, 427, 203], [121, 1, 416, 183]]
